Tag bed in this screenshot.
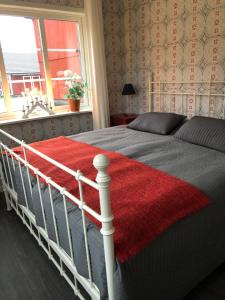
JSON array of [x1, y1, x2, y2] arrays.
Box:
[[1, 82, 225, 300]]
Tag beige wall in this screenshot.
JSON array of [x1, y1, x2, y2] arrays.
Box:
[[0, 112, 93, 147], [0, 0, 83, 8], [103, 0, 225, 118]]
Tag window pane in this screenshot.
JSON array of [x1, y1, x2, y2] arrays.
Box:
[[0, 16, 47, 112], [43, 19, 88, 107], [0, 73, 6, 113]]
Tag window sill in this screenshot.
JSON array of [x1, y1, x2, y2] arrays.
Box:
[[0, 107, 92, 126]]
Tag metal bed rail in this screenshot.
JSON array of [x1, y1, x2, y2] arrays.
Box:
[[148, 79, 225, 118], [0, 129, 115, 300]]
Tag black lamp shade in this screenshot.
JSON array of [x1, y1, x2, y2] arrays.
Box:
[[122, 83, 136, 95]]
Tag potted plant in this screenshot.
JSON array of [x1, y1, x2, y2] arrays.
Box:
[[64, 70, 87, 112]]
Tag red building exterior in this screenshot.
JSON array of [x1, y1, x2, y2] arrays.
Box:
[[33, 19, 81, 101], [9, 19, 81, 102]]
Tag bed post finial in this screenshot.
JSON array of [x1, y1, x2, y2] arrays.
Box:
[[93, 154, 115, 300]]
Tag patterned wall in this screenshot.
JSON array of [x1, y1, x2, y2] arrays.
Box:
[[0, 112, 93, 147], [103, 0, 225, 118], [8, 0, 83, 8], [103, 1, 125, 115]]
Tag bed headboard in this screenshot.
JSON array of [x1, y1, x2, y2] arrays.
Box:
[[149, 79, 225, 119]]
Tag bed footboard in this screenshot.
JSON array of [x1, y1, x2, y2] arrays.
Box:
[[0, 129, 115, 300]]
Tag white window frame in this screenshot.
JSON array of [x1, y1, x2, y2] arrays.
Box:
[[0, 3, 91, 117]]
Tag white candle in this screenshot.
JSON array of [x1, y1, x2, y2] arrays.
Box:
[[33, 88, 38, 96]]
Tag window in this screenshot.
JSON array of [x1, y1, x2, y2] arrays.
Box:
[[0, 9, 89, 116], [0, 72, 6, 113], [0, 16, 47, 112], [43, 19, 85, 107]]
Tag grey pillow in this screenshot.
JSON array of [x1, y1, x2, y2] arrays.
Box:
[[128, 112, 186, 135], [175, 116, 225, 152]]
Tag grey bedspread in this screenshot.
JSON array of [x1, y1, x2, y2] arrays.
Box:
[[7, 126, 225, 300]]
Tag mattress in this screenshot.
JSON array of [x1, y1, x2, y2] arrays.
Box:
[[5, 125, 225, 300]]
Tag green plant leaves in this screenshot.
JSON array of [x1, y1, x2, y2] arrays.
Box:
[[64, 72, 87, 100]]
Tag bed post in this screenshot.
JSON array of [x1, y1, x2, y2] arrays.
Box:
[[0, 162, 11, 211], [93, 154, 115, 300]]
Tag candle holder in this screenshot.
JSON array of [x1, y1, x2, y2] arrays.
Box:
[[22, 93, 54, 119]]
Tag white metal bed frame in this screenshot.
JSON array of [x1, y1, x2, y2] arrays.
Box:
[[0, 80, 225, 300], [0, 129, 115, 300], [148, 79, 225, 118]]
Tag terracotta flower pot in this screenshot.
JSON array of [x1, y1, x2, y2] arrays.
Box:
[[68, 99, 80, 112]]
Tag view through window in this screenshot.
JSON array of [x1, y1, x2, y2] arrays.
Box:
[[0, 72, 6, 112], [0, 14, 88, 114], [44, 19, 83, 105]]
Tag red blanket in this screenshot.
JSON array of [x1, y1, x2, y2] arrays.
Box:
[[13, 136, 209, 262]]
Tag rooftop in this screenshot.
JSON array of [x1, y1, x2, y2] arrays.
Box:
[[4, 52, 40, 74]]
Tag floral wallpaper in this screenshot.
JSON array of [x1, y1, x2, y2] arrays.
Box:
[[103, 0, 225, 118], [10, 0, 83, 8], [0, 112, 93, 147]]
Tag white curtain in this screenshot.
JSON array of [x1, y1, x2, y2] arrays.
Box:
[[85, 0, 110, 129]]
